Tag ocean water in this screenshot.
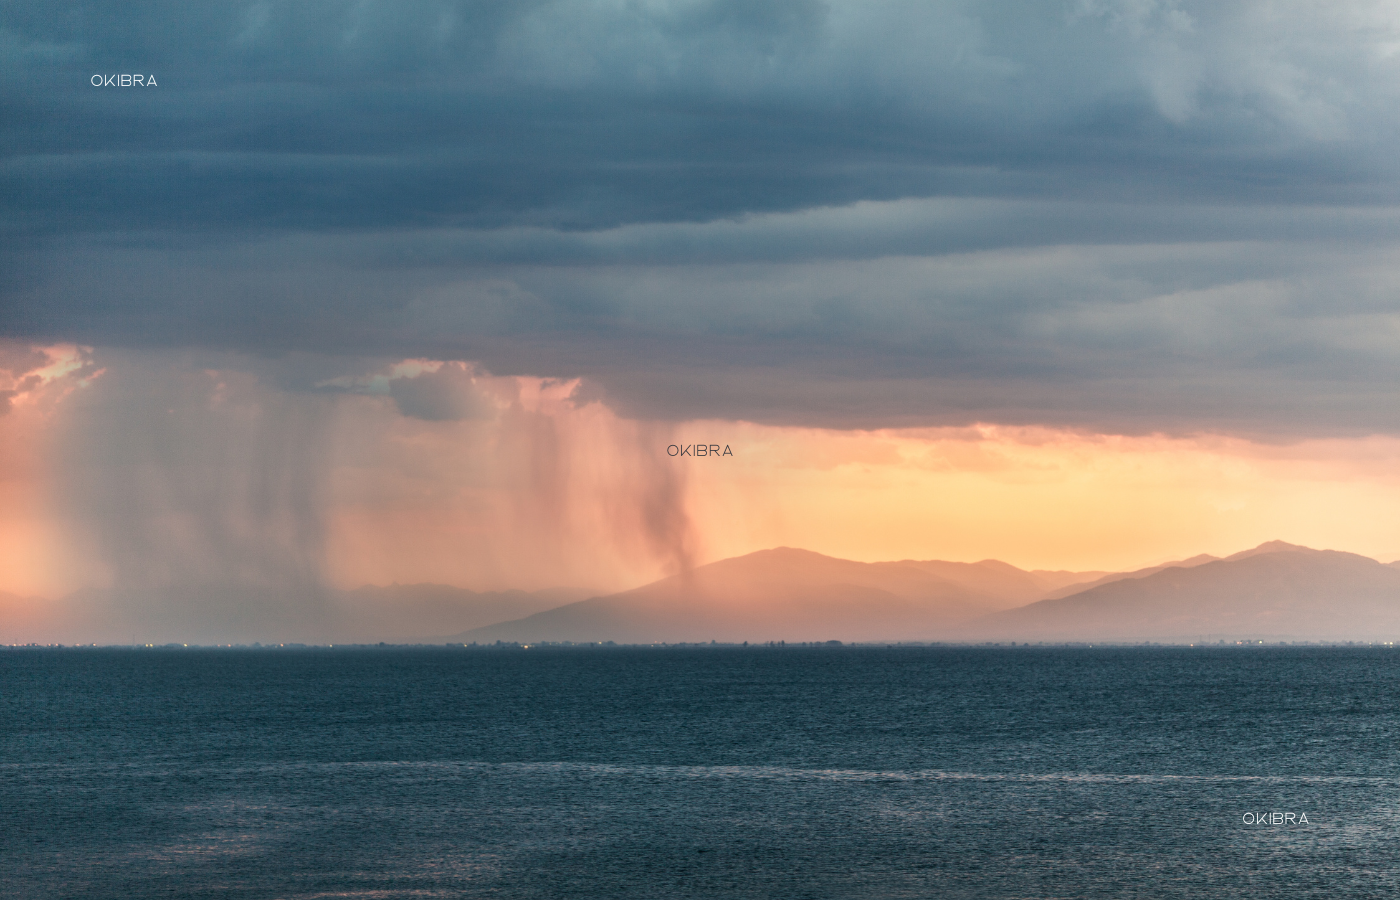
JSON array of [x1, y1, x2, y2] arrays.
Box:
[[4, 646, 1399, 899]]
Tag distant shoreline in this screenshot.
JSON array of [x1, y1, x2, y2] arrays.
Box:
[[7, 641, 1399, 651]]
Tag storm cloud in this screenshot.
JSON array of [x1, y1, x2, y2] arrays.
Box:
[[6, 1, 1400, 435]]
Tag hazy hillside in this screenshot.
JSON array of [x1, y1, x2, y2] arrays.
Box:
[[1039, 553, 1220, 599], [456, 547, 1026, 644], [331, 584, 595, 643], [1029, 568, 1117, 593], [1035, 541, 1324, 602], [959, 546, 1400, 642], [2, 584, 593, 646], [892, 559, 1106, 606]]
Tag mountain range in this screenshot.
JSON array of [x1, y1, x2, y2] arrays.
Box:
[[9, 542, 1400, 645], [455, 548, 1098, 645], [958, 543, 1400, 642], [453, 541, 1400, 645]]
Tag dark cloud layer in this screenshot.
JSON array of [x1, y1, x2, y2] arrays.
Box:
[[6, 1, 1400, 434], [6, 1, 1398, 235]]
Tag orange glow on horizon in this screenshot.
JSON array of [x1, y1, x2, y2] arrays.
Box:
[[6, 345, 1400, 605], [675, 422, 1400, 574]]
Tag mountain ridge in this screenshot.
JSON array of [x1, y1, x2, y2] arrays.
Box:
[[12, 542, 1398, 645], [454, 542, 1400, 645], [957, 547, 1400, 642], [455, 547, 1120, 644], [453, 547, 1063, 644]]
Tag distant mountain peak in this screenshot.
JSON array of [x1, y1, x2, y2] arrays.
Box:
[[748, 546, 836, 560], [1223, 540, 1318, 561]]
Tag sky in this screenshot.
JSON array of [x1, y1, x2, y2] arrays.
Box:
[[6, 2, 1400, 636]]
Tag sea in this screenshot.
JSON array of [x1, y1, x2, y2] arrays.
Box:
[[4, 645, 1399, 899]]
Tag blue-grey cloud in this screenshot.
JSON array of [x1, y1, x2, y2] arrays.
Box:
[[15, 218, 1400, 435], [389, 362, 495, 421], [7, 0, 1400, 237], [6, 1, 1400, 435]]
